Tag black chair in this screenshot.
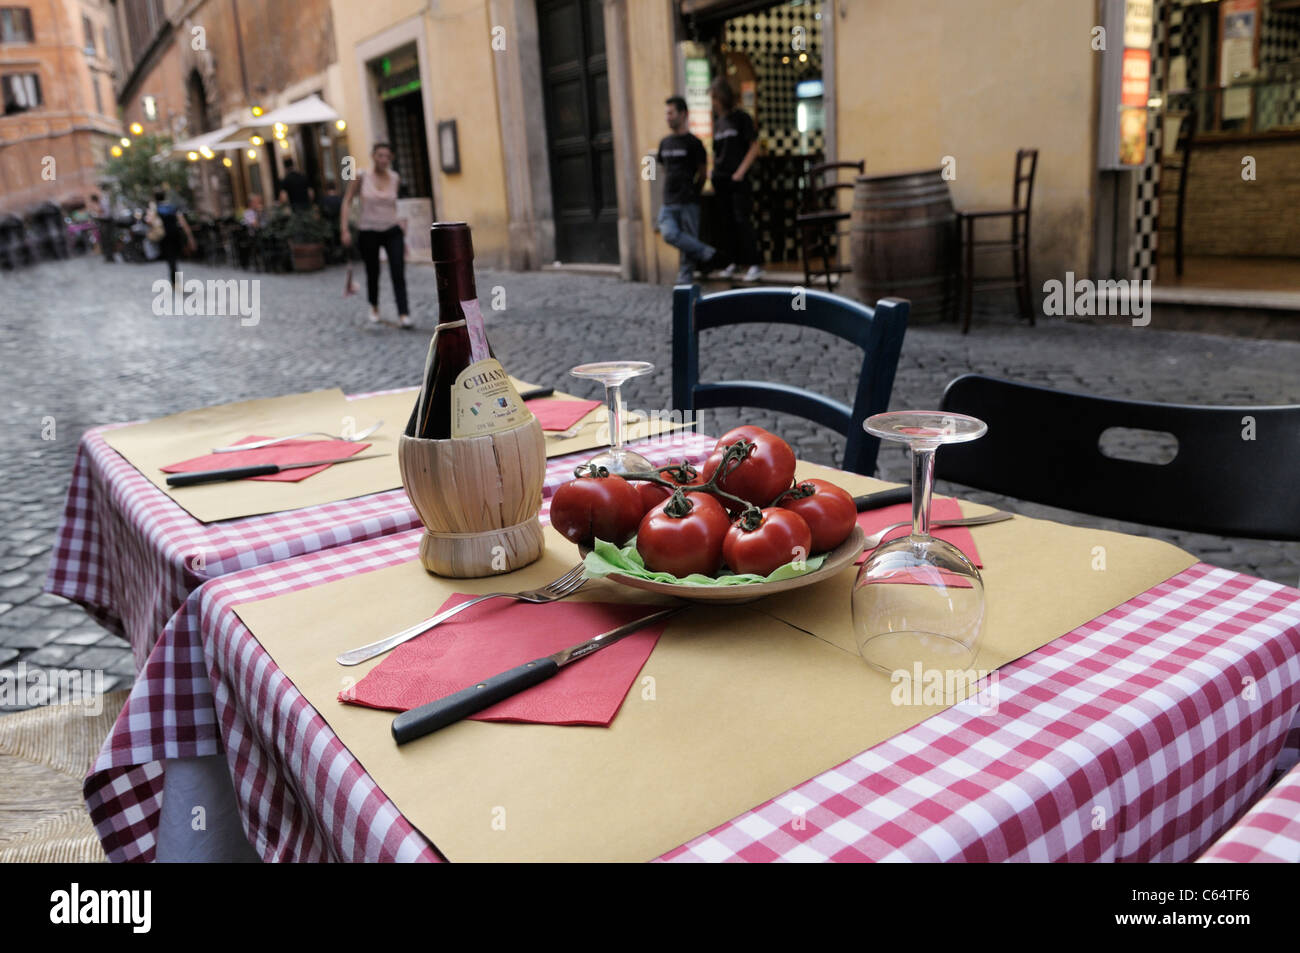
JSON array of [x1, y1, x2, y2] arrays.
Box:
[[955, 148, 1038, 333], [672, 285, 910, 475], [1157, 109, 1196, 278], [796, 159, 864, 293], [938, 374, 1300, 541]]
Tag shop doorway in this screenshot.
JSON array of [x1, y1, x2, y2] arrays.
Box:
[[688, 0, 827, 271], [372, 43, 433, 202], [537, 0, 618, 263], [384, 92, 432, 200]]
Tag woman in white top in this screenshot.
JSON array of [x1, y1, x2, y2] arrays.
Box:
[[341, 142, 411, 328]]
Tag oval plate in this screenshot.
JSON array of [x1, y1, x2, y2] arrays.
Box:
[[591, 526, 866, 605]]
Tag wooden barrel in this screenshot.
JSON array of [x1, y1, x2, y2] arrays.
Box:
[[850, 168, 956, 323], [398, 417, 546, 578]]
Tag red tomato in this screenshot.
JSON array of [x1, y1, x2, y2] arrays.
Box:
[[550, 473, 643, 547], [701, 427, 797, 509], [636, 492, 731, 577], [723, 508, 813, 577], [777, 479, 857, 552]]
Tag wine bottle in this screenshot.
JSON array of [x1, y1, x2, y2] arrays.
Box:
[[411, 222, 529, 440]]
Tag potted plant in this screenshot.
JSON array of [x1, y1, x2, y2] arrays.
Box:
[[285, 209, 332, 272]]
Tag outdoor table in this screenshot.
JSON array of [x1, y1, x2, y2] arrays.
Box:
[[1197, 759, 1300, 862], [83, 471, 1300, 862], [45, 389, 715, 669]]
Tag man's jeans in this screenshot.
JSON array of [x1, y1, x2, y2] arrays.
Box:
[[657, 202, 714, 282]]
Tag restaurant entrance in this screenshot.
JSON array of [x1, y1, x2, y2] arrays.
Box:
[[682, 0, 828, 272]]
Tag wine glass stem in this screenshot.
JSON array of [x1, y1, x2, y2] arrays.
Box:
[[911, 446, 936, 538], [605, 382, 626, 451]]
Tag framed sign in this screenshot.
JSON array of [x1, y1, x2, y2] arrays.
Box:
[[438, 119, 460, 174]]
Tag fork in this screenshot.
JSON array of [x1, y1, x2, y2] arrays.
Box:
[[212, 420, 384, 453], [862, 510, 1013, 551], [335, 564, 588, 666]]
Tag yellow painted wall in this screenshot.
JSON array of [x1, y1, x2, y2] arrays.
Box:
[[835, 0, 1098, 282], [628, 0, 683, 284], [330, 0, 511, 265]]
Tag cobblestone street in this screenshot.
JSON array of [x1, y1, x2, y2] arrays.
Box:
[[3, 256, 1299, 705]]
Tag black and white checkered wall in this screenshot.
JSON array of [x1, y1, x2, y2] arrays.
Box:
[[723, 0, 824, 158], [1132, 0, 1167, 280]]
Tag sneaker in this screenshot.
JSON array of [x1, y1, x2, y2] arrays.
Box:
[[675, 266, 694, 285], [367, 307, 380, 325], [719, 263, 738, 279], [398, 314, 414, 329], [742, 265, 766, 282]]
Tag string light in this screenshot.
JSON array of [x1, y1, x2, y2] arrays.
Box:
[[251, 106, 264, 117], [335, 119, 346, 131], [187, 151, 199, 161], [249, 135, 263, 146], [222, 156, 233, 167], [129, 122, 143, 135], [119, 137, 131, 147], [247, 148, 258, 160], [110, 145, 122, 157]]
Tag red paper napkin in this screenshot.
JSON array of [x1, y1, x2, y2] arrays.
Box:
[[160, 436, 372, 483], [526, 397, 602, 432], [339, 596, 672, 726], [855, 497, 983, 566]]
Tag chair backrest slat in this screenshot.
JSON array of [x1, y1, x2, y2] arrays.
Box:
[[673, 286, 909, 475], [938, 374, 1300, 541]]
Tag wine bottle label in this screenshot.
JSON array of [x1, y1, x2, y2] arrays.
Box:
[[451, 359, 532, 438], [462, 299, 491, 363]]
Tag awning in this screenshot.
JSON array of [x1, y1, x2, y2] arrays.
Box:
[[172, 124, 243, 155], [255, 94, 340, 127]]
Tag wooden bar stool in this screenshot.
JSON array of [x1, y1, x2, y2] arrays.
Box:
[[956, 148, 1038, 333]]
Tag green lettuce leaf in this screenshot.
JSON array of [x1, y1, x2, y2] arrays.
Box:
[[583, 536, 827, 587]]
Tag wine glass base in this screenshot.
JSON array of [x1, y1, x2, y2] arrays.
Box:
[[588, 446, 654, 476], [858, 630, 979, 678]]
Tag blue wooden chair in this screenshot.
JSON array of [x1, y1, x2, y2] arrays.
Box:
[[671, 285, 910, 475]]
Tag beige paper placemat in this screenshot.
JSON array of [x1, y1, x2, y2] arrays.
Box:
[[102, 389, 411, 523], [233, 492, 1197, 861], [542, 403, 690, 459]]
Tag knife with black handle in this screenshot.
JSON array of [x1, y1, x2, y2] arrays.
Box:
[[852, 486, 912, 511], [392, 606, 684, 745], [165, 453, 388, 487], [518, 387, 555, 401]]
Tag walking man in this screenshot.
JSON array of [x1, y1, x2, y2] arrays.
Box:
[[709, 78, 764, 282], [656, 96, 714, 285]]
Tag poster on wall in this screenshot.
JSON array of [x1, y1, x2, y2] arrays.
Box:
[[684, 58, 713, 144], [1119, 108, 1148, 165], [1220, 0, 1258, 121], [1121, 49, 1151, 108]]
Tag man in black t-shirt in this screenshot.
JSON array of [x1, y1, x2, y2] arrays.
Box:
[[655, 96, 715, 284], [709, 78, 763, 281], [277, 158, 315, 211]]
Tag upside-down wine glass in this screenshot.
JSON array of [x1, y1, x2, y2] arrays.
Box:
[[852, 411, 989, 677], [569, 361, 655, 475]]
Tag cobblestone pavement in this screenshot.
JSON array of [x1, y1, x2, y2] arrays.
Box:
[[2, 255, 1298, 706]]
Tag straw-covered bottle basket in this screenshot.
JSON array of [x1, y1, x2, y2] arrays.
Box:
[[398, 415, 547, 577]]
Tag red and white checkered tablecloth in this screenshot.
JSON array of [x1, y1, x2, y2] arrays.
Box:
[[83, 513, 1300, 862], [44, 388, 715, 669], [1197, 759, 1300, 863]]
